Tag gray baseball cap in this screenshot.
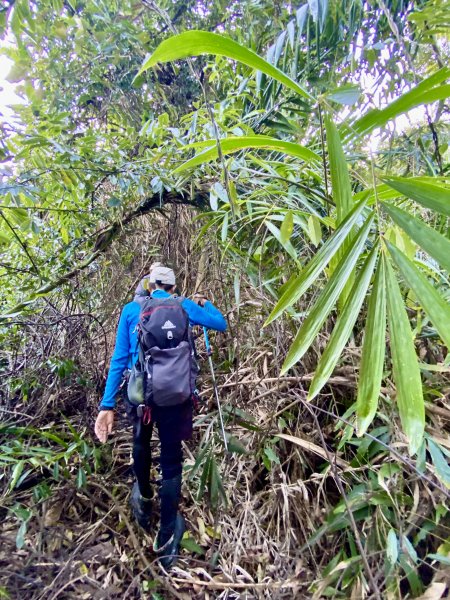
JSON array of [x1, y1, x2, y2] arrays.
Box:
[[149, 264, 176, 286]]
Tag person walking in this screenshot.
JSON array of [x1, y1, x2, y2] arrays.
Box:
[[94, 263, 227, 568]]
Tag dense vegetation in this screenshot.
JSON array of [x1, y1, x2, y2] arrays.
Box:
[[0, 1, 449, 598]]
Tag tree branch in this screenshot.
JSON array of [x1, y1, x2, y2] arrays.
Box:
[[0, 188, 208, 319]]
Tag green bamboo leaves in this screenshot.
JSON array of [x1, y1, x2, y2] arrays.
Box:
[[387, 242, 450, 349], [326, 117, 353, 223], [356, 258, 386, 437], [383, 177, 450, 217], [136, 30, 313, 101], [351, 67, 450, 137], [325, 116, 355, 308], [281, 213, 374, 374], [135, 30, 447, 458], [383, 204, 450, 273], [265, 200, 368, 325], [308, 246, 378, 400], [385, 256, 425, 456], [174, 136, 320, 173]]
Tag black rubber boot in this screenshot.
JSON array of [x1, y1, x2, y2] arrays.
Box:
[[130, 481, 152, 532], [153, 475, 185, 569]]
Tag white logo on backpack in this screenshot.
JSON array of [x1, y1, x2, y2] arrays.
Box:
[[161, 320, 176, 330]]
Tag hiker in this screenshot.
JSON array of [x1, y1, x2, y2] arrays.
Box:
[[94, 263, 226, 568]]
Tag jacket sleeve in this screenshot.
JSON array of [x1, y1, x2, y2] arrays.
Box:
[[100, 307, 131, 409], [182, 298, 227, 331]]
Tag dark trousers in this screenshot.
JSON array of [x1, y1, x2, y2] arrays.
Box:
[[125, 400, 193, 498]]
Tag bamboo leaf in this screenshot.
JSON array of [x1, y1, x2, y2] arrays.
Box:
[[9, 459, 25, 491], [383, 177, 450, 217], [385, 256, 425, 456], [387, 242, 450, 348], [265, 200, 368, 325], [326, 116, 355, 308], [281, 213, 374, 374], [180, 535, 204, 555], [352, 68, 450, 137], [209, 456, 219, 509], [386, 529, 399, 565], [427, 439, 450, 488], [356, 258, 386, 437], [174, 136, 320, 173], [280, 210, 294, 244], [383, 203, 450, 273], [308, 246, 378, 400], [265, 220, 297, 261], [197, 454, 211, 501], [307, 214, 322, 247], [326, 117, 353, 223], [221, 212, 229, 242], [137, 30, 313, 101], [327, 84, 361, 106]]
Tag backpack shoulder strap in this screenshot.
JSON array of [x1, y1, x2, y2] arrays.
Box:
[[170, 294, 184, 302]]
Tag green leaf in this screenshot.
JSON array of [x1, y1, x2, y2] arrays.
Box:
[[280, 210, 294, 244], [427, 439, 450, 488], [60, 227, 69, 245], [16, 520, 28, 550], [383, 203, 450, 273], [226, 435, 248, 455], [307, 214, 322, 247], [137, 30, 314, 101], [209, 457, 226, 509], [107, 197, 121, 208], [265, 200, 368, 325], [76, 467, 86, 488], [6, 62, 28, 83], [209, 190, 218, 211], [356, 258, 386, 436], [265, 220, 297, 261], [188, 442, 211, 481], [383, 177, 450, 217], [221, 212, 229, 242], [326, 116, 355, 309], [281, 214, 374, 374], [9, 459, 25, 491], [385, 256, 424, 456], [308, 246, 378, 400], [180, 535, 204, 555], [326, 118, 353, 222], [387, 242, 450, 348], [0, 230, 11, 246], [213, 182, 228, 204], [427, 554, 450, 566], [327, 85, 361, 106], [352, 68, 450, 137], [264, 447, 280, 464], [9, 208, 30, 229], [197, 454, 211, 501], [233, 272, 240, 309], [386, 529, 399, 565], [174, 136, 320, 173], [228, 180, 239, 216]]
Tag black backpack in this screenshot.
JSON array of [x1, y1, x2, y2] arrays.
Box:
[[127, 296, 198, 407]]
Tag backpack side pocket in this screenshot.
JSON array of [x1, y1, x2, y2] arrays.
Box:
[[127, 363, 145, 406]]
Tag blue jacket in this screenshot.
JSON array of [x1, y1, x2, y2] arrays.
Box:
[[100, 290, 227, 409]]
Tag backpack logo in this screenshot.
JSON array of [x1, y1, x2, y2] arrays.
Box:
[[161, 320, 176, 330]]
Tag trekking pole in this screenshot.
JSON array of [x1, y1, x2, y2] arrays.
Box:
[[203, 326, 228, 452]]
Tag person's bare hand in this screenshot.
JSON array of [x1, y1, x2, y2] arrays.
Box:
[[95, 410, 114, 443]]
